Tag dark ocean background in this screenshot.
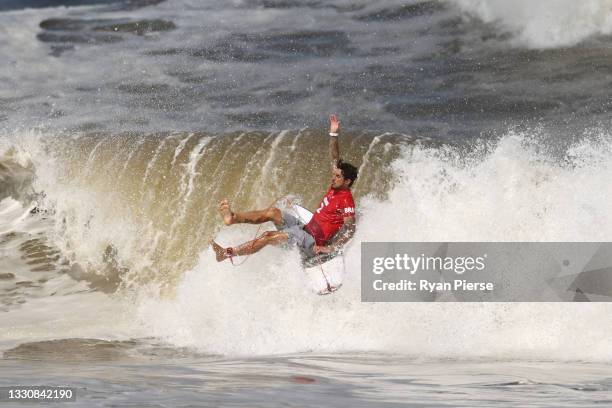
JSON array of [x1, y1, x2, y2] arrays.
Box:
[[2, 0, 612, 141]]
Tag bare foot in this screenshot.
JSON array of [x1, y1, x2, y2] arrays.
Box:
[[211, 240, 231, 262], [218, 199, 235, 226]]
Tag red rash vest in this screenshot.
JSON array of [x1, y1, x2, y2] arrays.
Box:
[[305, 187, 355, 245]]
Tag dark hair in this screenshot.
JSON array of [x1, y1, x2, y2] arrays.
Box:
[[338, 160, 358, 187]]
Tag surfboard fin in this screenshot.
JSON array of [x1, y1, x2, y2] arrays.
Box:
[[317, 284, 342, 295]]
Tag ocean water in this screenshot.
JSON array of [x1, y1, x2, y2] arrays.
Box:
[[1, 0, 612, 406]]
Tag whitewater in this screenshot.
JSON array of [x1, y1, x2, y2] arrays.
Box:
[[2, 129, 611, 359], [2, 0, 612, 406]]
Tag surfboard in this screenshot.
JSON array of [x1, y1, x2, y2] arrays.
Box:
[[304, 255, 344, 295], [291, 204, 345, 295], [293, 204, 314, 224]]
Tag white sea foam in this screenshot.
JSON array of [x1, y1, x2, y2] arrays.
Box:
[[135, 131, 612, 359], [3, 129, 612, 359], [0, 194, 140, 353], [0, 288, 140, 352], [451, 0, 612, 48]]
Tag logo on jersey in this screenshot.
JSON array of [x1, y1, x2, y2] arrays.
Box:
[[316, 197, 330, 214]]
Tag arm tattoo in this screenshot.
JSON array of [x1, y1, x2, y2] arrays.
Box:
[[329, 218, 356, 250]]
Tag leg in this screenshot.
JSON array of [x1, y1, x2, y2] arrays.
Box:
[[211, 231, 289, 262], [219, 199, 282, 226]]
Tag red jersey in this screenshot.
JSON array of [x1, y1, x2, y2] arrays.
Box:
[[305, 187, 355, 245]]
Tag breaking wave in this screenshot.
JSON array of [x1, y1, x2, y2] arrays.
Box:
[[2, 128, 612, 359], [451, 0, 612, 48]]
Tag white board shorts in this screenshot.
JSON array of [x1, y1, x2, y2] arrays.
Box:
[[279, 211, 316, 259]]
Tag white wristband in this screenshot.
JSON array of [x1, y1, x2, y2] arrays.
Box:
[[329, 132, 339, 137]]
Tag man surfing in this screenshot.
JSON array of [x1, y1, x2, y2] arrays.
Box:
[[211, 114, 357, 263]]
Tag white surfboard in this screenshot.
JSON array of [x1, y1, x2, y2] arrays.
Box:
[[293, 204, 314, 224], [304, 255, 344, 295], [291, 204, 345, 295]]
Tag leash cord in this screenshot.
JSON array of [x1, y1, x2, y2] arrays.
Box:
[[224, 199, 334, 293], [226, 197, 280, 267]]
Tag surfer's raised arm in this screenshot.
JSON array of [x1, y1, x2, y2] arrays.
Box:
[[329, 114, 340, 168], [213, 113, 358, 294]]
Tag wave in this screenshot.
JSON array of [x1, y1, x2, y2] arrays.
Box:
[[451, 0, 612, 48], [0, 147, 35, 202], [0, 129, 416, 292], [0, 0, 167, 13], [135, 129, 612, 358], [2, 128, 612, 359]]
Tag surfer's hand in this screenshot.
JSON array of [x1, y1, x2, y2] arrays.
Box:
[[329, 114, 340, 133], [314, 245, 333, 254]]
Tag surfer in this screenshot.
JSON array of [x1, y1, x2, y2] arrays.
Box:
[[212, 114, 357, 262]]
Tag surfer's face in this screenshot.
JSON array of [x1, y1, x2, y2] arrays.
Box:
[[331, 168, 349, 190]]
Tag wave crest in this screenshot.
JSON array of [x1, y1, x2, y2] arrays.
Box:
[[452, 0, 612, 48]]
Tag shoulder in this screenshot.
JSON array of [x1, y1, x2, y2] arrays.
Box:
[[341, 189, 355, 205], [339, 190, 355, 214]]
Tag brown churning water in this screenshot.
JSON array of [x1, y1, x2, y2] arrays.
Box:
[[0, 130, 420, 298]]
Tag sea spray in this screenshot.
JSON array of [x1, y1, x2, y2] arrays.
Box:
[[451, 0, 612, 48], [136, 130, 612, 358]]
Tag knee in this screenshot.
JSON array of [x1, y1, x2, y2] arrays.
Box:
[[260, 231, 287, 244], [265, 207, 282, 223], [262, 231, 278, 240]]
